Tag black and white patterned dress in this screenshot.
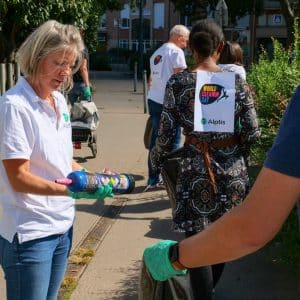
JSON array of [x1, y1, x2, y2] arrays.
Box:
[[150, 69, 260, 233]]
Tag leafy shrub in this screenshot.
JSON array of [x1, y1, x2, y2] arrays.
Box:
[[247, 19, 300, 275], [248, 32, 300, 165], [185, 55, 196, 69], [89, 53, 111, 71]]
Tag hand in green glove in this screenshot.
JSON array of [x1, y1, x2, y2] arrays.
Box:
[[83, 86, 91, 100], [68, 184, 113, 200], [143, 240, 187, 281]]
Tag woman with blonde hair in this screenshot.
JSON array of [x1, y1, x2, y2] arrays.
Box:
[[0, 20, 112, 300]]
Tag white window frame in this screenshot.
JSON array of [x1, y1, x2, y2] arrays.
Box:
[[153, 3, 164, 29], [120, 4, 130, 29]]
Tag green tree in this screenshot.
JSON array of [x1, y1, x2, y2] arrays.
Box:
[[0, 0, 122, 63], [279, 0, 300, 47]]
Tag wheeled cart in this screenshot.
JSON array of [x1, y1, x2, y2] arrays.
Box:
[[70, 101, 100, 158]]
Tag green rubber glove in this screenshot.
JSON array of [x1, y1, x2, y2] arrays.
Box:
[[143, 240, 187, 281], [83, 86, 91, 99], [67, 184, 113, 200]]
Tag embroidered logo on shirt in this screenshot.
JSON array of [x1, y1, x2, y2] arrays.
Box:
[[154, 55, 162, 65], [199, 84, 228, 105], [62, 113, 69, 122]]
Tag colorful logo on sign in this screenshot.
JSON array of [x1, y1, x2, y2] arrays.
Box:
[[154, 55, 162, 65], [199, 84, 228, 105]]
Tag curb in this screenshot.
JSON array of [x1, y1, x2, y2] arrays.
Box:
[[58, 197, 128, 299]]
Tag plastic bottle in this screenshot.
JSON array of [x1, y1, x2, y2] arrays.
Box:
[[56, 170, 135, 194]]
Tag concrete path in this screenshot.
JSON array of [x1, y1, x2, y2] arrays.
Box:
[[0, 71, 299, 299]]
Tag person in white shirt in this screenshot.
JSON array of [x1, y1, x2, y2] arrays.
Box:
[[218, 41, 247, 81], [145, 24, 190, 191], [0, 20, 112, 300]]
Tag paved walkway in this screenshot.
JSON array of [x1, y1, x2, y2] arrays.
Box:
[[0, 71, 299, 299]]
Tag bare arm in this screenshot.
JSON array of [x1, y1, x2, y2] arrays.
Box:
[[3, 159, 68, 196], [179, 167, 300, 268], [173, 67, 184, 74], [80, 58, 90, 87]]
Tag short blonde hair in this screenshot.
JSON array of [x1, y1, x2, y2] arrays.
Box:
[[17, 20, 84, 89]]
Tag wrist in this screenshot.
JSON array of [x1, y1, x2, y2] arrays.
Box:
[[169, 242, 187, 271], [172, 260, 186, 270]]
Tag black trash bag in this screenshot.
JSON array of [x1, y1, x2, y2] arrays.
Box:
[[139, 148, 194, 300], [139, 260, 192, 300], [144, 116, 153, 150], [161, 147, 185, 211]]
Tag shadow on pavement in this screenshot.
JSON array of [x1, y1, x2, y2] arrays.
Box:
[[73, 155, 96, 163], [75, 197, 171, 217], [105, 261, 141, 300]]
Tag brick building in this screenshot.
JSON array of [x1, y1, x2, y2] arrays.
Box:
[[99, 0, 190, 53], [99, 0, 298, 64]]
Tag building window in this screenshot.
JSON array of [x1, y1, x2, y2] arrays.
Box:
[[153, 40, 164, 49], [119, 39, 129, 49], [131, 40, 152, 53], [154, 3, 164, 29], [99, 14, 106, 29], [98, 32, 107, 42], [180, 15, 192, 28], [258, 14, 267, 26], [121, 4, 130, 29], [121, 18, 130, 28]]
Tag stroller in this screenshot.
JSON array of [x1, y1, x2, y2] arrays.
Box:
[[70, 100, 100, 158]]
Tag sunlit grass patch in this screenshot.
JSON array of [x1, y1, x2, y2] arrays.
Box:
[[68, 247, 95, 265]]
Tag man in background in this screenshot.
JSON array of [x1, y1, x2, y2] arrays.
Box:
[[145, 24, 190, 191]]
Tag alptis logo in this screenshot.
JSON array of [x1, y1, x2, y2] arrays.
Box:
[[153, 55, 162, 65], [199, 84, 228, 105]]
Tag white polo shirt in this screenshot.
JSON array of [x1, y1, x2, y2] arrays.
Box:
[[147, 42, 187, 105], [0, 77, 75, 243]]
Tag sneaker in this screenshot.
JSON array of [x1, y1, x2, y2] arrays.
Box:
[[143, 182, 165, 192], [143, 175, 164, 192], [143, 184, 157, 192], [157, 179, 164, 186]]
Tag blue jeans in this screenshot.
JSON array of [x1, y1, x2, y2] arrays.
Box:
[[68, 82, 91, 106], [147, 99, 181, 185], [0, 228, 73, 300]]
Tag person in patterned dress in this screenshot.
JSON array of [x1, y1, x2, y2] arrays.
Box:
[[149, 19, 260, 299]]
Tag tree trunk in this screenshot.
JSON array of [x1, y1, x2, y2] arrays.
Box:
[[279, 0, 298, 48]]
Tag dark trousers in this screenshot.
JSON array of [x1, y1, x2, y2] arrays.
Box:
[[185, 231, 225, 300], [147, 99, 181, 185]]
